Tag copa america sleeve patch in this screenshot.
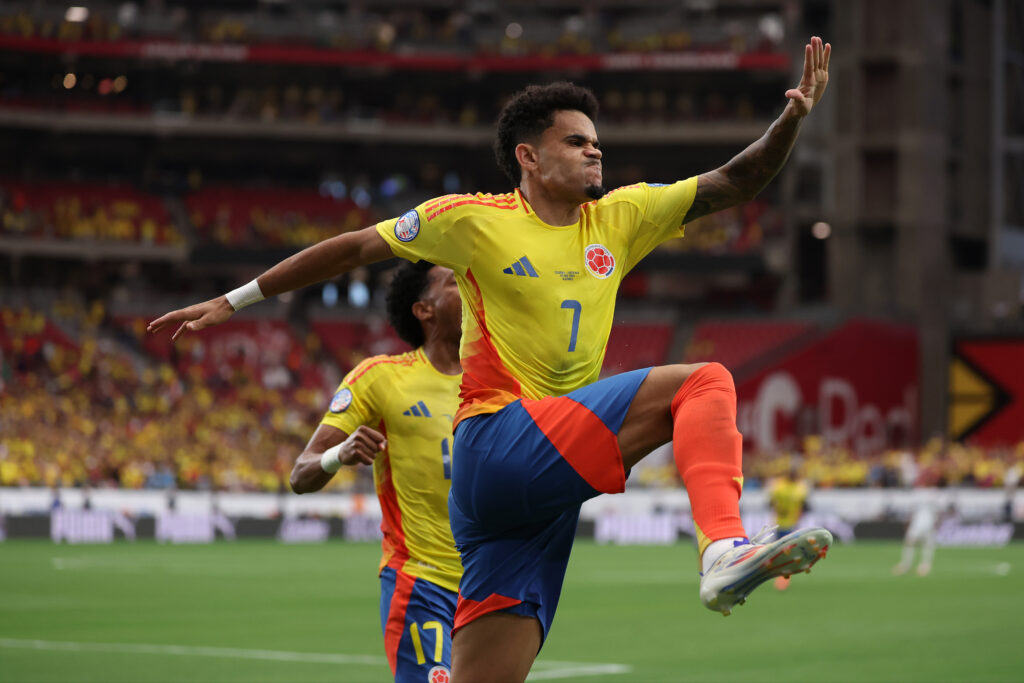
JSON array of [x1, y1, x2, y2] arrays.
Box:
[[329, 388, 353, 413], [394, 209, 420, 242]]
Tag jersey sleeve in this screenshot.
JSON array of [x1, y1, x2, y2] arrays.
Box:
[[319, 357, 387, 434], [375, 195, 475, 274], [621, 177, 699, 273]]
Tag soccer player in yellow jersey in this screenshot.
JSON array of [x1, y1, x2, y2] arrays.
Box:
[[768, 467, 810, 590], [152, 37, 835, 682], [289, 261, 462, 682]]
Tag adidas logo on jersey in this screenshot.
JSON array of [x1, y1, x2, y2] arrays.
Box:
[[403, 401, 432, 417], [502, 256, 538, 277]]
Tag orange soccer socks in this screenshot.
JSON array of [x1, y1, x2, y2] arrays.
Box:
[[669, 363, 748, 566]]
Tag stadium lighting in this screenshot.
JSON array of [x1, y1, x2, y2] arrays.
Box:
[[65, 6, 89, 23], [812, 221, 832, 239], [112, 76, 127, 93], [505, 22, 523, 40], [98, 78, 113, 95], [321, 282, 339, 308], [62, 73, 77, 89], [758, 15, 785, 44], [377, 22, 396, 46], [117, 3, 138, 26]]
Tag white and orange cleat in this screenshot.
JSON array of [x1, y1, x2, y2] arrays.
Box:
[[699, 527, 833, 616]]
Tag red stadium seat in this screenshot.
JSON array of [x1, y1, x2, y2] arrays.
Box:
[[684, 320, 816, 373]]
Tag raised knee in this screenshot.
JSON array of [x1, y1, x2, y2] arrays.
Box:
[[679, 362, 735, 393], [671, 362, 736, 414], [692, 362, 735, 390]]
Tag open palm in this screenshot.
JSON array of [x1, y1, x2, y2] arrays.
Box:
[[786, 36, 831, 116]]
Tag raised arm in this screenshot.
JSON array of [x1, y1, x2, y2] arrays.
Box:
[[684, 36, 831, 223], [147, 225, 394, 340]]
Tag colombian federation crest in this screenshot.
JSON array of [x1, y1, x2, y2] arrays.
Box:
[[427, 666, 451, 683], [584, 243, 616, 279], [329, 388, 353, 413], [395, 209, 420, 242]]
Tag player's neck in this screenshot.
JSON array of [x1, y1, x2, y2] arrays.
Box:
[[421, 338, 461, 376], [518, 183, 582, 227]]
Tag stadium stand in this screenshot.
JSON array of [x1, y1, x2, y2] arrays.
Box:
[[1, 0, 1019, 500], [1, 181, 182, 244], [185, 186, 370, 247], [4, 298, 1021, 493], [683, 319, 817, 372], [602, 322, 675, 375], [0, 4, 787, 56]]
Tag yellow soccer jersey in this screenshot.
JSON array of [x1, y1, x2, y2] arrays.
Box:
[[320, 348, 462, 592], [376, 179, 698, 425], [769, 478, 809, 529]]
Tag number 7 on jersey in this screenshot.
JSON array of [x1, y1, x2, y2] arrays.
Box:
[[560, 299, 581, 352]]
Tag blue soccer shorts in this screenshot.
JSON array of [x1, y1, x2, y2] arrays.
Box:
[[448, 368, 651, 644], [379, 566, 457, 682]]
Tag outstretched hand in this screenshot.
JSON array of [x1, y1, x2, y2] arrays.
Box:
[[147, 296, 235, 341], [786, 36, 831, 117]]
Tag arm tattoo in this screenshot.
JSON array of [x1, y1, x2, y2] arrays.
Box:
[[684, 109, 803, 223]]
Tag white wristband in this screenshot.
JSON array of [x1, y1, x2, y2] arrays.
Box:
[[225, 279, 265, 311], [320, 444, 343, 473]]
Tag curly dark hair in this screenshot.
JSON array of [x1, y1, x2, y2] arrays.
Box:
[[385, 260, 436, 348], [494, 82, 600, 186]]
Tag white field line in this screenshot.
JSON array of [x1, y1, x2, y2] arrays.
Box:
[[528, 661, 632, 680], [0, 638, 386, 666], [0, 639, 631, 679]]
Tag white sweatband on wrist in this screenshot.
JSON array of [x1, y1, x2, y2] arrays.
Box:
[[225, 279, 265, 311], [320, 444, 343, 473]]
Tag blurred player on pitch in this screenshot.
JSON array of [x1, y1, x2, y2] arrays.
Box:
[[768, 466, 810, 590], [290, 261, 462, 682], [892, 488, 955, 577], [152, 36, 834, 682]]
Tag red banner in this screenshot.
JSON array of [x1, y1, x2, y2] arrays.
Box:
[[735, 320, 919, 453], [0, 34, 788, 72]]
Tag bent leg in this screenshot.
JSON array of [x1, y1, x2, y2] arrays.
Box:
[[618, 363, 747, 557], [451, 613, 541, 683], [616, 363, 706, 468]]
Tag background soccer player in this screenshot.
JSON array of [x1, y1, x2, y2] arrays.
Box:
[[892, 489, 956, 578], [289, 261, 462, 682], [151, 36, 834, 682], [768, 466, 810, 590]]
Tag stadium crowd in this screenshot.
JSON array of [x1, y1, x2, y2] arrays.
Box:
[[3, 301, 1021, 494], [1, 178, 772, 255], [0, 3, 786, 56], [1, 180, 373, 249], [1, 67, 782, 129], [0, 301, 361, 493]]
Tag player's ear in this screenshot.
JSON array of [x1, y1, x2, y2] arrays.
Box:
[[515, 142, 539, 174], [411, 300, 433, 322]]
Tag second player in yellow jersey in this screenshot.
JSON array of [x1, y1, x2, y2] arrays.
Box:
[[288, 261, 463, 683], [321, 347, 462, 591]]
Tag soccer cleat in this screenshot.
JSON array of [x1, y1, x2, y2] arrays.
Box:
[[699, 527, 833, 615]]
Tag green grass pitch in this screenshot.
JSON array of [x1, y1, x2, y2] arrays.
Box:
[[1, 540, 1021, 682]]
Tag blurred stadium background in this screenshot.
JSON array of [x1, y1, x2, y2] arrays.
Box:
[[1, 0, 1022, 681]]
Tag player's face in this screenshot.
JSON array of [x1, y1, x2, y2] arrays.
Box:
[[534, 109, 605, 203], [424, 266, 462, 341]]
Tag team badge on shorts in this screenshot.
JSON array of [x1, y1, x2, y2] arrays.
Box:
[[329, 388, 353, 413], [427, 665, 450, 683], [395, 209, 420, 242], [584, 243, 616, 279]]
